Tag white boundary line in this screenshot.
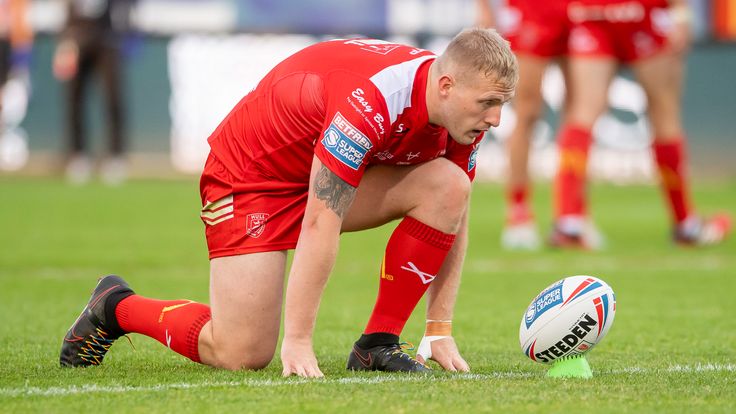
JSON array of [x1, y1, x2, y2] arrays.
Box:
[[2, 363, 734, 398]]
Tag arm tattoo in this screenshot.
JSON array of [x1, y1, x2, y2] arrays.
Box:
[[314, 164, 357, 218]]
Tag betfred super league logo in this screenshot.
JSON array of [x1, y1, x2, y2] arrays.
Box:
[[246, 213, 270, 238]]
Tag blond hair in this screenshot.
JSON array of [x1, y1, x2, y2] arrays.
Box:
[[436, 28, 518, 90]]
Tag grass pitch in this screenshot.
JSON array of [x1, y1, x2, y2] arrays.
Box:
[[0, 177, 734, 413]]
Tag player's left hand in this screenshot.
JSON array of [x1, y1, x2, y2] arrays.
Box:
[[280, 338, 324, 378], [416, 336, 470, 372]]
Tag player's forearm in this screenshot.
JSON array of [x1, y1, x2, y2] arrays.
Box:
[[282, 216, 341, 343], [425, 205, 469, 320], [283, 156, 355, 344]]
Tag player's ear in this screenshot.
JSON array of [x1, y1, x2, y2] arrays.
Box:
[[437, 73, 455, 97]]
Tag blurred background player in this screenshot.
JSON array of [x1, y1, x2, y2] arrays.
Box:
[[0, 0, 33, 137], [53, 0, 137, 185], [550, 0, 731, 248], [476, 0, 571, 250]]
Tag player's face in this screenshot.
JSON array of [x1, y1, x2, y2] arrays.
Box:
[[441, 71, 513, 145]]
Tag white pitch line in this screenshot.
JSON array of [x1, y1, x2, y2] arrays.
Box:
[[2, 363, 734, 398]]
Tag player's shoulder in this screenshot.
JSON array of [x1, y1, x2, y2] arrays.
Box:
[[304, 38, 435, 74], [324, 38, 432, 55]]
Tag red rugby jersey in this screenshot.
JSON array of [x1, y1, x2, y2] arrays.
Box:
[[568, 0, 666, 6], [206, 38, 483, 189], [506, 0, 569, 16]]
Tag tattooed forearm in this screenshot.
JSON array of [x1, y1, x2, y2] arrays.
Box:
[[314, 165, 357, 218]]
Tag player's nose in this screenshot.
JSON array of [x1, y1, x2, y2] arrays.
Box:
[[484, 106, 501, 128]]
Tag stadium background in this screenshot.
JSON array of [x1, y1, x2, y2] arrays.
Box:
[[2, 0, 735, 180], [1, 2, 734, 410]]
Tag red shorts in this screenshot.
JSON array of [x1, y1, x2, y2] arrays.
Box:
[[199, 153, 307, 259], [567, 1, 670, 63], [499, 1, 570, 58]]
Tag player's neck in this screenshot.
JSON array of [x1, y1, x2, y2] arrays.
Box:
[[425, 62, 441, 126]]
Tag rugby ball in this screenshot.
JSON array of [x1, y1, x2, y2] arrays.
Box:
[[520, 275, 616, 364]]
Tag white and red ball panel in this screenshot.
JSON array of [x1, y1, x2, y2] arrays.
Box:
[[519, 276, 616, 364]]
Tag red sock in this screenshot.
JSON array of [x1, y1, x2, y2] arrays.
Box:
[[509, 186, 528, 205], [555, 125, 592, 218], [116, 295, 211, 363], [364, 217, 456, 336], [507, 185, 532, 223], [653, 139, 692, 224]]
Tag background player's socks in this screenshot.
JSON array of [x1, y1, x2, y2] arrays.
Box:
[[502, 184, 541, 250], [116, 295, 211, 362], [507, 185, 533, 224], [555, 125, 592, 219], [364, 216, 456, 336], [652, 139, 692, 225]]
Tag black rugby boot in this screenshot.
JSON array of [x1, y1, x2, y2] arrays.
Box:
[[60, 275, 134, 367], [347, 342, 431, 373]]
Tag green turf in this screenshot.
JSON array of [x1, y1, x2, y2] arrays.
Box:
[[1, 177, 734, 413]]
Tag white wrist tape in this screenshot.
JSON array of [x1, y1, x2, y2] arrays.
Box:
[[417, 335, 449, 361]]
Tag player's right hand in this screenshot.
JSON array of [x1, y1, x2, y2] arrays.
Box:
[[280, 338, 324, 378], [416, 335, 470, 372]]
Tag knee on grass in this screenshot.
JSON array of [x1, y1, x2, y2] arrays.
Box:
[[211, 343, 275, 371]]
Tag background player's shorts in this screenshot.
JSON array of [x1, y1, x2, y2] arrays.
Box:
[[567, 1, 670, 63], [199, 153, 307, 259], [498, 1, 570, 58]]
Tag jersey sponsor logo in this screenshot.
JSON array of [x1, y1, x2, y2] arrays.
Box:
[[351, 88, 373, 113], [324, 128, 340, 147], [246, 213, 270, 238], [322, 112, 372, 170], [394, 123, 410, 136], [347, 89, 385, 137], [568, 1, 644, 24], [373, 113, 386, 135], [405, 152, 420, 161], [468, 144, 479, 172], [344, 38, 400, 55], [374, 150, 394, 161]]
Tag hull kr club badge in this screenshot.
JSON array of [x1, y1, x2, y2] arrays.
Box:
[[246, 213, 270, 238]]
